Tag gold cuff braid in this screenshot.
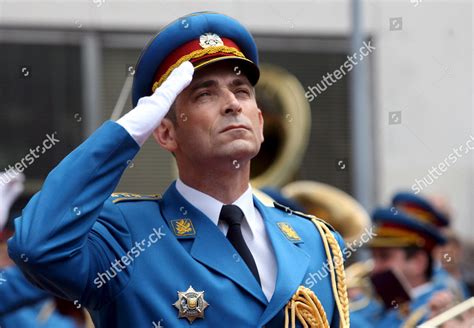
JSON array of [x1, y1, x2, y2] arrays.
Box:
[[285, 286, 330, 328]]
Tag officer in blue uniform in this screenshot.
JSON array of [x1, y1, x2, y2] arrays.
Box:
[[8, 12, 349, 328], [366, 203, 448, 327]]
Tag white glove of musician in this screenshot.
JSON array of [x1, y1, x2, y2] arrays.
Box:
[[117, 61, 194, 146], [0, 172, 25, 231]]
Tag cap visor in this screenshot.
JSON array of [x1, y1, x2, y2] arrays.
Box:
[[193, 56, 260, 85]]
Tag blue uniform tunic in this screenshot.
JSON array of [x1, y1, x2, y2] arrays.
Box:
[[8, 121, 345, 327]]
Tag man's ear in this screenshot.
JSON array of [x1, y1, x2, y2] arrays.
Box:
[[152, 118, 178, 152], [258, 108, 264, 142]]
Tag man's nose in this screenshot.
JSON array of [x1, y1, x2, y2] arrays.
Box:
[[222, 90, 242, 115]]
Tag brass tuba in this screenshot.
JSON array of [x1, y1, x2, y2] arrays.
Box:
[[281, 181, 376, 313], [250, 64, 311, 188], [281, 180, 370, 243]]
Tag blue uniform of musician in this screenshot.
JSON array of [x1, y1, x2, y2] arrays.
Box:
[[393, 192, 471, 302], [8, 12, 349, 327], [0, 266, 76, 328], [367, 199, 448, 327], [349, 296, 383, 328]]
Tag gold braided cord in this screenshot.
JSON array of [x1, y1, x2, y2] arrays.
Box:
[[283, 218, 350, 328], [402, 305, 429, 328], [284, 286, 330, 328], [151, 46, 246, 92], [311, 218, 350, 328]]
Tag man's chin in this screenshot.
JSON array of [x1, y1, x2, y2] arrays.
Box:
[[217, 141, 260, 161]]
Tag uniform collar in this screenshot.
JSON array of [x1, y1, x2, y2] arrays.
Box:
[[176, 178, 257, 238], [411, 282, 433, 299], [160, 182, 268, 305]]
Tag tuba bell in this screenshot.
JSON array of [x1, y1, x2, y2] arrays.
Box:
[[281, 180, 370, 243], [250, 64, 311, 188]]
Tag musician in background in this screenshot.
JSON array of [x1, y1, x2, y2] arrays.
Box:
[[0, 172, 79, 328], [366, 200, 449, 327]]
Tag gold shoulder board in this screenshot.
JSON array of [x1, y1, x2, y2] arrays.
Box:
[[111, 193, 161, 203], [273, 201, 336, 233]]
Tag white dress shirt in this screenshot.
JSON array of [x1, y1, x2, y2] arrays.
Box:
[[176, 179, 277, 301]]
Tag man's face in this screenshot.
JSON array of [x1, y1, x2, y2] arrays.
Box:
[[371, 247, 425, 285], [167, 61, 264, 165], [372, 247, 407, 274]]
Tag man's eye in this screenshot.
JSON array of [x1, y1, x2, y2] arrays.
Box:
[[236, 89, 250, 95], [197, 91, 211, 98]]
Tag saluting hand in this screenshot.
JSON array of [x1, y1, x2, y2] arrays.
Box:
[[116, 61, 194, 146]]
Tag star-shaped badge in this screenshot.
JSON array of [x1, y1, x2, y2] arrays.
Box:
[[173, 286, 209, 323]]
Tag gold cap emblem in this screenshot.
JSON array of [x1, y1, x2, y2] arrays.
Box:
[[199, 33, 224, 48]]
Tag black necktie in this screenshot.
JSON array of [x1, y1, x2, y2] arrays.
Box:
[[219, 204, 261, 284]]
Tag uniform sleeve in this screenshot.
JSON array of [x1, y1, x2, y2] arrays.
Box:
[[0, 266, 49, 315], [7, 121, 140, 309]]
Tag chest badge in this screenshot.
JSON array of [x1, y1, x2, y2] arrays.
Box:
[[173, 285, 209, 323], [170, 219, 196, 238], [277, 222, 302, 243]]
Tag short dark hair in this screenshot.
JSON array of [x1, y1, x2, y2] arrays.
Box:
[[403, 246, 433, 281], [165, 101, 177, 125]]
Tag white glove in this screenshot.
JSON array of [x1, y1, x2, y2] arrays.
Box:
[[0, 171, 25, 231], [117, 61, 194, 146]]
